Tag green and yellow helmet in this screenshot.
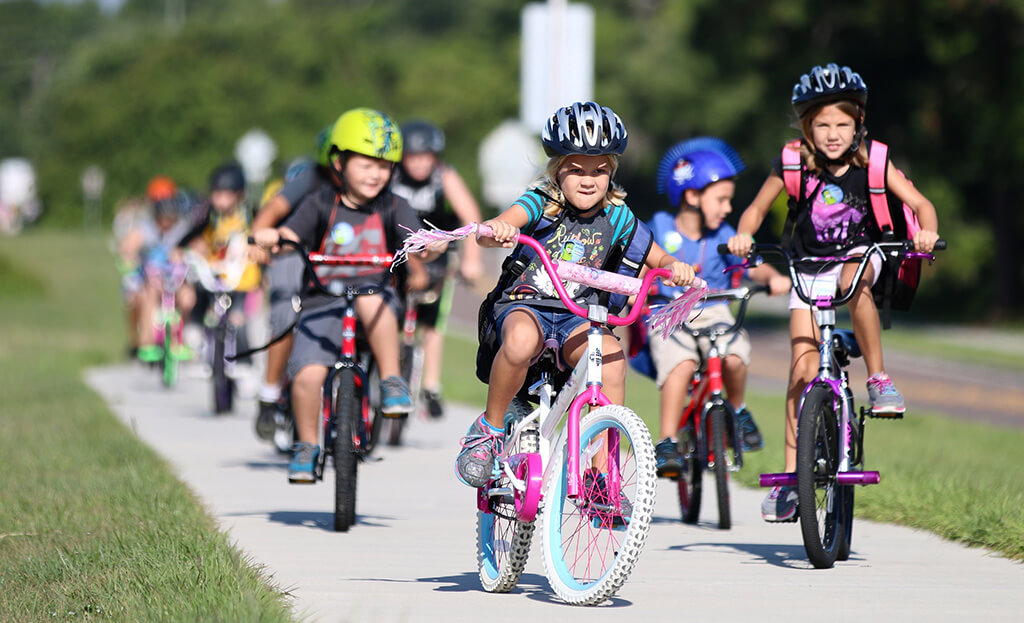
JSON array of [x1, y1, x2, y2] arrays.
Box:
[[327, 108, 403, 164], [315, 124, 333, 167]]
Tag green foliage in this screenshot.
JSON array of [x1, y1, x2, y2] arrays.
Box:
[[2, 0, 1023, 315]]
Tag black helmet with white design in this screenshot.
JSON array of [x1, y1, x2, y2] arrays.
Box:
[[791, 63, 868, 117], [541, 101, 628, 157]]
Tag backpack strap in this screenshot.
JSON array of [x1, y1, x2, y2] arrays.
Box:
[[780, 140, 803, 198], [867, 140, 894, 237]]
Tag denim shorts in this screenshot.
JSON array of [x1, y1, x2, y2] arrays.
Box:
[[495, 304, 590, 348]]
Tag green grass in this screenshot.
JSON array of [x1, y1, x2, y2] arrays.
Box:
[[442, 331, 1024, 562], [0, 232, 293, 622]]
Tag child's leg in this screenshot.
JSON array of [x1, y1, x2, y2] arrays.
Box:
[[420, 326, 444, 390], [786, 310, 819, 472], [137, 284, 158, 347], [355, 294, 401, 379], [722, 354, 748, 411], [659, 361, 697, 439], [842, 261, 883, 376], [485, 309, 543, 429], [291, 364, 328, 443]]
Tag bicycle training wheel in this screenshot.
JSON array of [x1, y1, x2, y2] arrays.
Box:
[[677, 422, 703, 524], [541, 405, 657, 605], [477, 397, 536, 593], [796, 384, 844, 568], [708, 406, 731, 530], [211, 325, 233, 413], [333, 367, 361, 532]]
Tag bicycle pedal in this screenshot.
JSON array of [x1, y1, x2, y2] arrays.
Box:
[[867, 409, 905, 420], [381, 411, 409, 420]]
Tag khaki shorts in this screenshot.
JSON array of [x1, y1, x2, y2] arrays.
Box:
[[648, 303, 751, 388]]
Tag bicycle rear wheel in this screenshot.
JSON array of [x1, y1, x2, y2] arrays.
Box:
[[677, 421, 702, 524], [478, 398, 536, 592], [541, 405, 657, 605], [796, 384, 843, 568], [333, 367, 360, 532], [708, 406, 731, 530]]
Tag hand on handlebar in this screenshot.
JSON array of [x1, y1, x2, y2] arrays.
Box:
[[913, 229, 940, 253], [726, 232, 755, 258], [251, 227, 282, 255], [476, 219, 518, 248], [662, 260, 696, 288]]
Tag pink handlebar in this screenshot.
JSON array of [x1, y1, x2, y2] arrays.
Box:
[[476, 223, 705, 327]]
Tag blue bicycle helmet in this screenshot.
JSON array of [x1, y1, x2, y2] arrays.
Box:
[[541, 101, 628, 157], [791, 63, 868, 118], [656, 137, 745, 208]]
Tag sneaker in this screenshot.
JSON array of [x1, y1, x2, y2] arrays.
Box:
[[255, 400, 278, 441], [866, 372, 906, 414], [735, 408, 764, 452], [421, 388, 444, 419], [454, 414, 504, 488], [582, 468, 632, 527], [655, 437, 682, 479], [380, 375, 413, 416], [761, 485, 798, 522], [288, 442, 320, 484], [137, 344, 163, 363]]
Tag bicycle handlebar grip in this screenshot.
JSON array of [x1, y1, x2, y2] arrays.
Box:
[[717, 243, 730, 255], [934, 239, 947, 251]]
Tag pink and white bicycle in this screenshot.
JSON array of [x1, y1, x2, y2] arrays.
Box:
[[403, 224, 705, 605]]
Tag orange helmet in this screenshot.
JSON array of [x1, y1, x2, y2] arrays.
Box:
[[146, 176, 177, 202]]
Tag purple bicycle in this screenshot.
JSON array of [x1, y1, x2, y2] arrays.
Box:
[[402, 223, 705, 604], [737, 239, 943, 568]]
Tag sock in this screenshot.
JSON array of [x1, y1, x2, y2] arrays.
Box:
[[259, 383, 281, 403], [480, 414, 503, 435]]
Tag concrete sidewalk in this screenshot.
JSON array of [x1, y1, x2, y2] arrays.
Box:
[[87, 364, 1022, 622]]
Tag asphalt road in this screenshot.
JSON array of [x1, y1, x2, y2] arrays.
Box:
[[86, 363, 1023, 623]]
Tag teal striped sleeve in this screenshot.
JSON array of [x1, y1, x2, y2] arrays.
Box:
[[511, 190, 545, 229], [607, 203, 637, 246]]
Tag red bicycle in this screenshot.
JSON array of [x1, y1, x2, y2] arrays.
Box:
[[674, 285, 765, 530]]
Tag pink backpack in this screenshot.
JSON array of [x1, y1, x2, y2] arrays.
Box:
[[780, 139, 922, 328]]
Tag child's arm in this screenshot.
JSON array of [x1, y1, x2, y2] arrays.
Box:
[[478, 204, 530, 249], [728, 173, 785, 257], [645, 241, 696, 287], [747, 262, 792, 296], [441, 166, 484, 283], [885, 162, 940, 252]]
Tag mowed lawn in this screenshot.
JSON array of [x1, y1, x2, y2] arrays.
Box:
[[0, 232, 293, 622]]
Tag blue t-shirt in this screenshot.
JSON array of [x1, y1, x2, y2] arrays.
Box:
[[648, 210, 742, 306]]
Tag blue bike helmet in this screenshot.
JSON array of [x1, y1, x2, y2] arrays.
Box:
[[791, 63, 868, 118], [656, 137, 745, 208]]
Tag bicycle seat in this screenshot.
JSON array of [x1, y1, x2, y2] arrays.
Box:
[[832, 329, 862, 359]]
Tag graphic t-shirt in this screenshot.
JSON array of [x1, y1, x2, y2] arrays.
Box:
[[180, 205, 261, 291], [283, 186, 422, 307], [771, 142, 885, 259], [492, 189, 646, 319]]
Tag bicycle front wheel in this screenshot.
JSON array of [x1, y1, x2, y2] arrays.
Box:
[[333, 367, 361, 532], [161, 320, 177, 388], [796, 384, 843, 568], [211, 325, 233, 413], [541, 405, 657, 605], [708, 406, 731, 530], [478, 398, 536, 593]]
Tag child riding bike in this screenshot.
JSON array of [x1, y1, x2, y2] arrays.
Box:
[[454, 101, 697, 491], [390, 120, 485, 419], [179, 162, 262, 362], [726, 63, 940, 522], [251, 108, 433, 484], [248, 127, 337, 442], [643, 138, 790, 478]]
